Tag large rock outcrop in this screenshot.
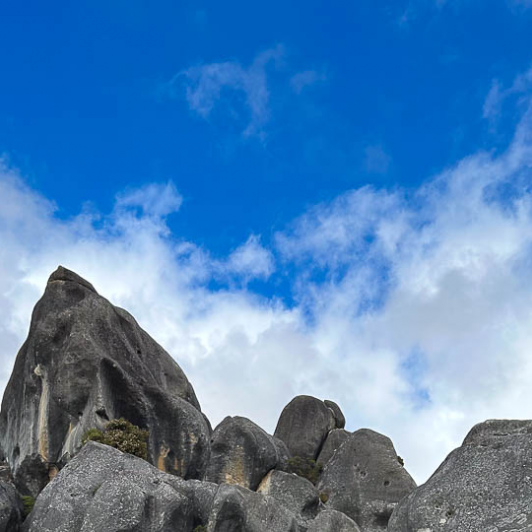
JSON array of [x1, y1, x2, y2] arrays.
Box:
[[388, 419, 532, 531], [318, 429, 416, 531], [274, 395, 336, 461], [205, 416, 283, 490], [317, 428, 350, 466], [0, 267, 210, 485], [25, 442, 300, 532], [307, 509, 361, 532]]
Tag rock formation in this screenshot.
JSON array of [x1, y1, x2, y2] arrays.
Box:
[[274, 395, 337, 461], [388, 419, 532, 531], [318, 429, 416, 531], [0, 266, 210, 485], [11, 266, 526, 531]]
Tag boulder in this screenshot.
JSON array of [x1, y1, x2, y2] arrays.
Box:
[[274, 396, 335, 460], [0, 480, 23, 532], [318, 429, 416, 531], [23, 441, 217, 532], [388, 419, 532, 531], [205, 416, 280, 490], [0, 266, 210, 487], [12, 454, 49, 499], [307, 509, 361, 532], [206, 483, 299, 532], [324, 400, 346, 429], [257, 469, 320, 527], [317, 429, 350, 466]]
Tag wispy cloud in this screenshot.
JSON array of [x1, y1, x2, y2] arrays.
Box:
[[364, 144, 391, 174], [290, 70, 326, 94], [170, 45, 284, 138]]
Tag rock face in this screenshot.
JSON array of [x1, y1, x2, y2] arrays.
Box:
[[324, 400, 346, 429], [257, 470, 320, 527], [317, 428, 350, 466], [205, 416, 281, 490], [388, 419, 532, 532], [274, 395, 336, 460], [0, 480, 22, 532], [0, 266, 210, 484], [318, 429, 416, 531], [206, 483, 299, 532], [23, 441, 217, 532], [25, 442, 300, 532], [307, 509, 361, 532]]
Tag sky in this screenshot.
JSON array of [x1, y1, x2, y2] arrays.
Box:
[[1, 0, 532, 483]]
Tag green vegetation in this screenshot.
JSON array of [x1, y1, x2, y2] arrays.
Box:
[[21, 495, 35, 518], [82, 418, 149, 460], [319, 492, 329, 504], [397, 455, 404, 467], [286, 456, 323, 485], [193, 526, 207, 532]]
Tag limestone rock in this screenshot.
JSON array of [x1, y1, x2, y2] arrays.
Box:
[[317, 428, 350, 466], [318, 429, 416, 531], [23, 441, 216, 532], [388, 419, 532, 532], [307, 509, 361, 532], [205, 416, 279, 490], [206, 483, 299, 532], [0, 266, 210, 487], [324, 400, 346, 429], [0, 480, 22, 532], [274, 396, 335, 460], [257, 469, 320, 527]]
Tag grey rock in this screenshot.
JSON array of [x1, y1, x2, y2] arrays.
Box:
[[0, 480, 23, 532], [317, 429, 350, 467], [0, 266, 210, 487], [206, 483, 299, 532], [23, 441, 217, 532], [12, 454, 49, 499], [307, 509, 362, 532], [318, 429, 416, 532], [206, 416, 279, 490], [324, 400, 346, 429], [388, 419, 532, 532], [274, 396, 335, 460], [256, 469, 320, 527], [272, 436, 291, 472]]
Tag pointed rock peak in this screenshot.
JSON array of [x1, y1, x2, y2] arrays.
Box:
[[47, 266, 97, 293]]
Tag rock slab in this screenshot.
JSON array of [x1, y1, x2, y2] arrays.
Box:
[[388, 419, 532, 532]]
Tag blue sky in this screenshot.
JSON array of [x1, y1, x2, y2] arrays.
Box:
[[2, 0, 532, 482]]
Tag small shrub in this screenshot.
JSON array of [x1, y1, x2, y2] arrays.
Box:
[[286, 456, 323, 485], [193, 526, 207, 532], [397, 455, 404, 467], [319, 492, 329, 504], [21, 495, 35, 518], [82, 418, 149, 460]]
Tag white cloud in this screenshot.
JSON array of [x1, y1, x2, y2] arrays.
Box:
[[3, 72, 532, 485], [289, 70, 326, 94], [172, 46, 284, 138]]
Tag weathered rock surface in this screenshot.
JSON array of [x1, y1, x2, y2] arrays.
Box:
[[388, 419, 532, 532], [324, 400, 346, 429], [206, 483, 299, 532], [24, 441, 217, 532], [274, 396, 335, 460], [317, 428, 350, 466], [0, 480, 22, 532], [307, 509, 361, 532], [205, 416, 281, 490], [257, 469, 320, 527], [318, 429, 416, 531], [0, 266, 210, 485]]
